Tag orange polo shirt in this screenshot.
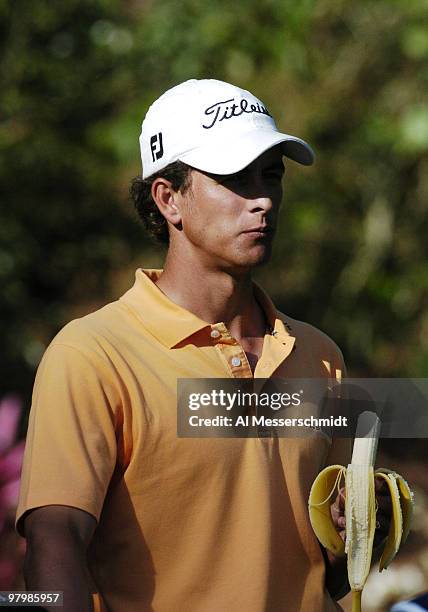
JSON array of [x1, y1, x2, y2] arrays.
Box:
[[17, 269, 349, 611]]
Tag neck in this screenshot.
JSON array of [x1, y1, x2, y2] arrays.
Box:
[[155, 249, 267, 341]]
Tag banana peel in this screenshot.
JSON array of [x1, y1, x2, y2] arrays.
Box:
[[308, 463, 414, 611]]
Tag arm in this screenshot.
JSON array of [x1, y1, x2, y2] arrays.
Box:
[[23, 505, 97, 612], [323, 548, 349, 601]]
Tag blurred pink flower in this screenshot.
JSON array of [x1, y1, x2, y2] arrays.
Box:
[[0, 441, 25, 533], [0, 395, 21, 452], [0, 395, 25, 589]]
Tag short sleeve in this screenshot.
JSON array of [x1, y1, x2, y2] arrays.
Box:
[[16, 342, 122, 536]]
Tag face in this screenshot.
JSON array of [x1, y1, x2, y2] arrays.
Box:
[[175, 145, 285, 272]]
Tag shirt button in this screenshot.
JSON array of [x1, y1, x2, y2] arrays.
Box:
[[231, 357, 241, 367], [210, 329, 221, 338]]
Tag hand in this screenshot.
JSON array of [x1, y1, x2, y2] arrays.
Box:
[[329, 476, 393, 548], [330, 485, 346, 544]]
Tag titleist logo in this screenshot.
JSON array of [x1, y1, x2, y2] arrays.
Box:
[[202, 97, 271, 129]]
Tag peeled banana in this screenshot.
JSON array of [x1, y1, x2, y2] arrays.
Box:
[[308, 411, 414, 612]]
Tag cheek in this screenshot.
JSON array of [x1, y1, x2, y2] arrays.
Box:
[[182, 191, 240, 241], [183, 211, 235, 246]]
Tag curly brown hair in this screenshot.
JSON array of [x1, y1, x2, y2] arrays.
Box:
[[130, 161, 193, 245]]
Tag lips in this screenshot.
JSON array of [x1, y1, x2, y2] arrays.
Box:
[[242, 226, 274, 235]]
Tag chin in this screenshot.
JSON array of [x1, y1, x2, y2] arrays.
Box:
[[251, 254, 272, 268], [250, 243, 273, 264], [232, 247, 273, 270]]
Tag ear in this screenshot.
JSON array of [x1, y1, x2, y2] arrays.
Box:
[[151, 178, 182, 225]]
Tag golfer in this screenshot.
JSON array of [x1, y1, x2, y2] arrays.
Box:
[[16, 79, 391, 611]]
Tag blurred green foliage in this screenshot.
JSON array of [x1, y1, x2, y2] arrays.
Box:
[[1, 0, 428, 405]]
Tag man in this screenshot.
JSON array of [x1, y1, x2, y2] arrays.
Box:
[[17, 79, 390, 611]]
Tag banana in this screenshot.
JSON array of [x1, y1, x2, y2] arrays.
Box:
[[308, 411, 414, 612]]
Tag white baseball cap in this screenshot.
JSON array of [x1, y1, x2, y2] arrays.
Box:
[[140, 78, 314, 179]]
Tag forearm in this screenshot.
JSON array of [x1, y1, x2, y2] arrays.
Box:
[[323, 548, 350, 601], [24, 536, 94, 612], [323, 537, 386, 601]]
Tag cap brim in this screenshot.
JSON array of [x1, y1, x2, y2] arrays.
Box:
[[179, 129, 314, 174]]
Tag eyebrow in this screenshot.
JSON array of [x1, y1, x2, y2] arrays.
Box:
[[233, 161, 285, 176]]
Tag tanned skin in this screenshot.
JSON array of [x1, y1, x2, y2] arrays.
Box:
[[24, 506, 96, 612], [23, 145, 391, 606]]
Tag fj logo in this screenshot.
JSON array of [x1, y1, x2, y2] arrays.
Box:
[[150, 132, 164, 162]]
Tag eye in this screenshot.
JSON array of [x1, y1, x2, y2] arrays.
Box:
[[219, 170, 248, 186]]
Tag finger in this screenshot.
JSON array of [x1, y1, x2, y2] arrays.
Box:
[[330, 491, 346, 532], [337, 516, 346, 530], [330, 502, 340, 522], [337, 487, 346, 511], [330, 500, 342, 523]]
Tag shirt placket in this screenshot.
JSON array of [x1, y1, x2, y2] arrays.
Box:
[[209, 323, 253, 379]]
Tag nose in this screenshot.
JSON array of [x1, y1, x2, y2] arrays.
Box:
[[248, 195, 273, 214], [243, 167, 281, 214]]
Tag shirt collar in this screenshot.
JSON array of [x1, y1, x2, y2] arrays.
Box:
[[120, 268, 295, 349]]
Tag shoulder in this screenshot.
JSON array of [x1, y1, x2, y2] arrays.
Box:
[[278, 311, 346, 373], [33, 301, 128, 405], [48, 299, 126, 356], [282, 312, 343, 352], [35, 300, 131, 383]]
